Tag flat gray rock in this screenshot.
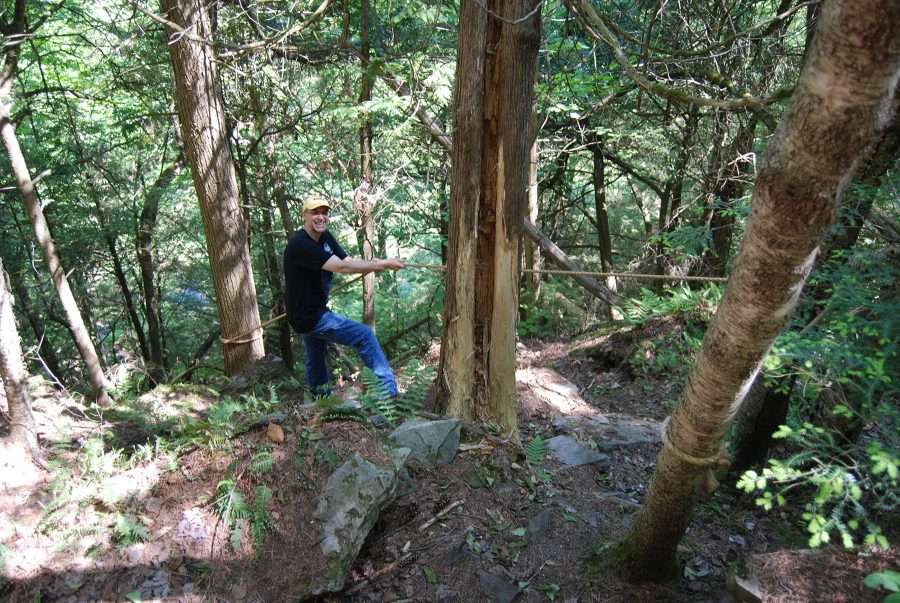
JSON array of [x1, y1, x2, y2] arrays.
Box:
[[546, 435, 608, 466], [553, 415, 662, 451], [389, 419, 462, 465]]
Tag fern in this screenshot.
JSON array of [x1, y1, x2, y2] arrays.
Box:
[[113, 513, 149, 547], [525, 436, 546, 468], [525, 436, 551, 484], [250, 485, 274, 551], [249, 450, 274, 476]]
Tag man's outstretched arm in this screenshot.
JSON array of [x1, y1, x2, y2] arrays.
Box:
[[322, 255, 405, 274]]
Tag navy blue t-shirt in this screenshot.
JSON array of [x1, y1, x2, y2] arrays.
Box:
[[283, 229, 348, 333]]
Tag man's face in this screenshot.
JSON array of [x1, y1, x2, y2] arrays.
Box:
[[304, 206, 330, 235]]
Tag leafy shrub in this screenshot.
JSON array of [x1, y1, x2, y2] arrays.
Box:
[[739, 231, 899, 549]]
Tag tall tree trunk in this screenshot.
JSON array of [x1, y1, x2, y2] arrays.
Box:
[[160, 0, 265, 375], [613, 0, 900, 580], [250, 92, 294, 369], [591, 138, 619, 319], [0, 258, 41, 461], [697, 113, 758, 277], [138, 158, 181, 382], [437, 0, 542, 439], [357, 0, 377, 328], [0, 3, 110, 405]]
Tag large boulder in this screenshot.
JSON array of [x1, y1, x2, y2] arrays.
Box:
[[311, 448, 409, 595]]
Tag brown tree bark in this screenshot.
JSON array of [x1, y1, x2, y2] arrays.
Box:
[[613, 0, 900, 580], [0, 258, 41, 461], [1, 0, 110, 405], [5, 265, 65, 382], [436, 0, 542, 439], [249, 91, 294, 370], [160, 0, 265, 375]]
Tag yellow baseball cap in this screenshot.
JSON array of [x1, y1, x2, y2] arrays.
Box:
[[302, 196, 331, 212]]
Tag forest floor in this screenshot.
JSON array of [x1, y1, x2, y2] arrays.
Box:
[[1, 322, 897, 602]]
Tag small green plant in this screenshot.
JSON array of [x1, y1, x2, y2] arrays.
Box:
[[525, 435, 551, 484], [623, 284, 722, 325], [357, 367, 422, 427], [864, 570, 900, 603], [737, 423, 897, 549], [214, 477, 273, 554], [215, 478, 251, 550], [113, 513, 150, 547], [248, 449, 275, 476], [536, 582, 561, 601]]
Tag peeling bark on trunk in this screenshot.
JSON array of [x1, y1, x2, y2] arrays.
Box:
[[436, 0, 542, 440], [731, 90, 900, 470], [160, 0, 265, 375], [0, 259, 41, 460], [1, 2, 110, 405], [615, 0, 900, 580]]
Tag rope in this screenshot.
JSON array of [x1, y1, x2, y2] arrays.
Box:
[[220, 266, 726, 344], [220, 274, 365, 345], [405, 263, 728, 283], [659, 416, 722, 467]]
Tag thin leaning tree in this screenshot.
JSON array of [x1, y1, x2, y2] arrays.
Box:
[[610, 0, 900, 580], [1, 0, 110, 406]]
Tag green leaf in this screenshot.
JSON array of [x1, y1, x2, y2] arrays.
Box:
[[536, 583, 561, 601], [423, 566, 438, 585], [510, 527, 526, 537], [864, 570, 900, 592]]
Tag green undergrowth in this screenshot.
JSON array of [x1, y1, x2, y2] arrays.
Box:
[[622, 284, 721, 378], [738, 228, 899, 550]]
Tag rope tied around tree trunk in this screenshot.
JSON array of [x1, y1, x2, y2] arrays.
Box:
[[220, 325, 265, 345], [659, 415, 731, 494]]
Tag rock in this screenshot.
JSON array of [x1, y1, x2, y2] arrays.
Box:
[[266, 422, 285, 444], [553, 415, 662, 451], [389, 419, 462, 465], [311, 453, 402, 594], [527, 508, 552, 541], [726, 574, 763, 603], [477, 570, 520, 603], [546, 436, 608, 466]]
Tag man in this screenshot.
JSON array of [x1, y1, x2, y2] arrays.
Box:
[[284, 195, 405, 398]]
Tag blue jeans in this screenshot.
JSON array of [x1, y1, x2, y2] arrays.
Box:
[[303, 311, 398, 397]]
